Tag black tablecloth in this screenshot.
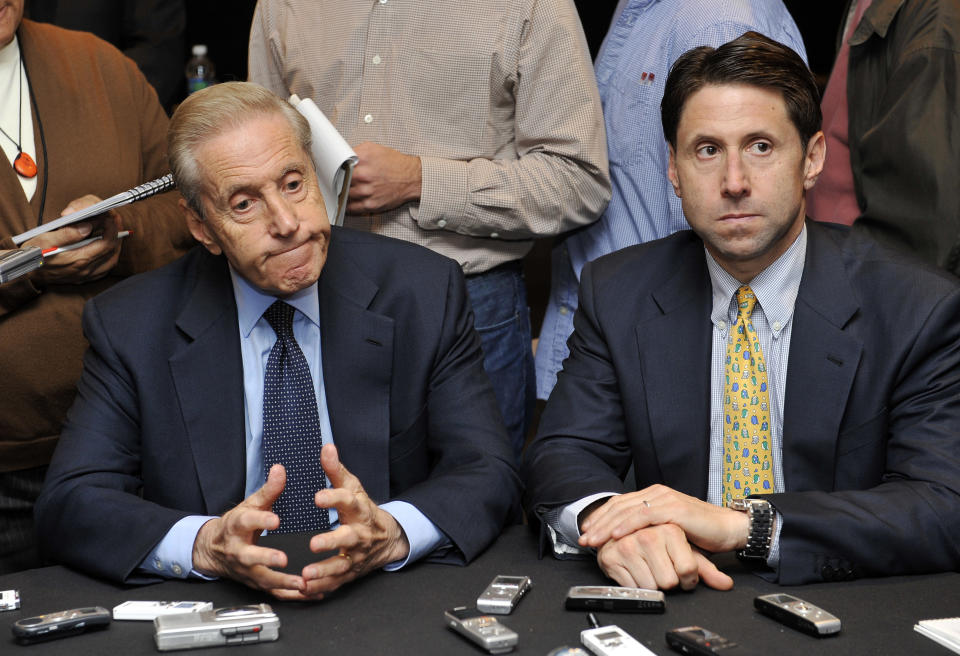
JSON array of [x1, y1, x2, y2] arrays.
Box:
[[0, 525, 954, 654]]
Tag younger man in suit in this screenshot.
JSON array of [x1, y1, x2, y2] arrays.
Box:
[[523, 32, 960, 589], [36, 82, 520, 600]]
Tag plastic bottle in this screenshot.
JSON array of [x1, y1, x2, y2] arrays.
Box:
[[185, 44, 216, 95]]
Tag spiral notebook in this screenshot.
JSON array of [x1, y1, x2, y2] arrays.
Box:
[[915, 617, 960, 654], [12, 174, 175, 245]]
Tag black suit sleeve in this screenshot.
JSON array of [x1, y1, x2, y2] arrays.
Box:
[[522, 260, 633, 522], [391, 257, 523, 563], [34, 297, 191, 583]]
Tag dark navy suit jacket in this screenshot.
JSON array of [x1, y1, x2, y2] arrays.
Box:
[[523, 222, 960, 585], [36, 227, 521, 582]]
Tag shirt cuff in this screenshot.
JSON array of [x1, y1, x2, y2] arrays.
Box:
[[416, 156, 469, 231], [379, 500, 448, 571], [138, 515, 218, 580], [558, 492, 619, 546], [766, 509, 783, 570]]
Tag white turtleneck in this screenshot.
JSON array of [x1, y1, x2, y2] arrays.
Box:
[[0, 35, 37, 200]]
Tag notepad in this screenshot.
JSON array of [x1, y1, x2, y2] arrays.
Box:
[[288, 94, 357, 227], [915, 617, 960, 654]]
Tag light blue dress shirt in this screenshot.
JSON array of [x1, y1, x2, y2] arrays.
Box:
[[140, 267, 447, 579], [535, 0, 807, 399], [555, 228, 808, 573]]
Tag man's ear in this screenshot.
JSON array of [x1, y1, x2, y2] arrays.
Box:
[[802, 130, 826, 191], [667, 144, 682, 198], [180, 197, 222, 255]]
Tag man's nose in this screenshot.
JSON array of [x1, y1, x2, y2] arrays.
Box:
[[722, 154, 750, 199], [268, 196, 299, 236]]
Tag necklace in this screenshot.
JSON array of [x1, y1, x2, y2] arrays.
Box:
[[0, 49, 37, 178]]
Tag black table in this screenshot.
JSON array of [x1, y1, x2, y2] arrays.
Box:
[[0, 525, 954, 654]]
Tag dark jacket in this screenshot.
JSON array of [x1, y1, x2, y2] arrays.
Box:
[[845, 0, 960, 275]]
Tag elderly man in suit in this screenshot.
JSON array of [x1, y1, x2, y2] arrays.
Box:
[[523, 32, 960, 589], [36, 82, 520, 599]]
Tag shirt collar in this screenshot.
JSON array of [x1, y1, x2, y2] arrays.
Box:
[[0, 35, 20, 72], [228, 265, 320, 338], [707, 225, 807, 336]]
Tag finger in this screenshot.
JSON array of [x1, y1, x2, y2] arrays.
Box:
[[222, 507, 280, 536], [665, 534, 701, 591], [597, 546, 646, 589], [300, 569, 355, 597], [247, 463, 287, 510], [347, 181, 373, 198], [314, 486, 363, 516], [695, 552, 734, 590], [27, 222, 95, 251], [302, 550, 355, 581], [581, 500, 657, 547], [60, 194, 102, 215], [228, 542, 289, 571], [242, 565, 305, 593], [581, 492, 649, 532], [308, 524, 359, 554], [99, 212, 123, 245], [351, 142, 374, 158], [638, 539, 681, 591], [62, 221, 96, 241], [321, 443, 362, 492], [270, 588, 320, 601], [606, 564, 642, 589]]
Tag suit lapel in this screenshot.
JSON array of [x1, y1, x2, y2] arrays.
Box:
[[169, 251, 247, 513], [637, 246, 713, 498], [782, 225, 862, 491], [319, 236, 395, 502]]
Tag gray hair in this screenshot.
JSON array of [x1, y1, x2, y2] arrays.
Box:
[[167, 81, 313, 217]]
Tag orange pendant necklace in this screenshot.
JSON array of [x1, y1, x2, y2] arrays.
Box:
[[1, 51, 37, 179]]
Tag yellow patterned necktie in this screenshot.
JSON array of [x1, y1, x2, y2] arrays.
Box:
[[723, 285, 774, 506]]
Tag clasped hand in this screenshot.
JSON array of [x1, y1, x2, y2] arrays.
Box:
[[192, 443, 409, 600], [577, 485, 750, 592]]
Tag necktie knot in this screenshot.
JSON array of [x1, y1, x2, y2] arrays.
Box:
[[264, 300, 295, 339], [735, 285, 758, 321]]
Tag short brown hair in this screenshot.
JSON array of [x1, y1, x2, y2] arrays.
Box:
[[661, 31, 820, 149], [168, 81, 312, 216]]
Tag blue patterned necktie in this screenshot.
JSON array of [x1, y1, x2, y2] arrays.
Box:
[[261, 300, 330, 533]]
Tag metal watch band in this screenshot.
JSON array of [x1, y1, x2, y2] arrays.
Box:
[[730, 498, 773, 561]]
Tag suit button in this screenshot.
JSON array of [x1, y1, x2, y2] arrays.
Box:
[[821, 565, 836, 580]]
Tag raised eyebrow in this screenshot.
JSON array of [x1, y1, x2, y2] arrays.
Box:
[[216, 184, 258, 211], [280, 164, 307, 180], [743, 131, 776, 145], [219, 165, 306, 203]]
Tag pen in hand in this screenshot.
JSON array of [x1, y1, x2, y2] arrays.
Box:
[[41, 231, 132, 258]]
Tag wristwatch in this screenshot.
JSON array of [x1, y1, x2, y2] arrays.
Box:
[[729, 498, 773, 561]]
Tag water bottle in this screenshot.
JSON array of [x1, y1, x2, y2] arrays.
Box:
[[185, 44, 216, 95]]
